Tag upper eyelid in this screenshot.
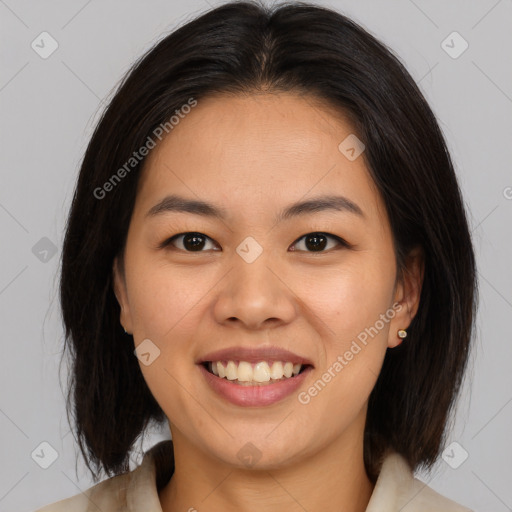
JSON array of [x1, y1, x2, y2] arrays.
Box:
[[162, 231, 348, 250]]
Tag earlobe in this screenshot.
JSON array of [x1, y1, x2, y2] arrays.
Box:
[[388, 246, 425, 348]]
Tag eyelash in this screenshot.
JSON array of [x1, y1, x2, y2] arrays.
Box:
[[158, 231, 350, 253]]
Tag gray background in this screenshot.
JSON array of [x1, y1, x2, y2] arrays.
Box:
[[1, 1, 511, 510]]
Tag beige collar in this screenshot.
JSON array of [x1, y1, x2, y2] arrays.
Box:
[[124, 440, 471, 512]]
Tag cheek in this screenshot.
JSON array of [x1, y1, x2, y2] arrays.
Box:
[[127, 260, 210, 340], [294, 261, 394, 433], [126, 262, 213, 421], [298, 255, 396, 345]]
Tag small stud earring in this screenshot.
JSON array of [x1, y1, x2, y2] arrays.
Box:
[[397, 329, 407, 339]]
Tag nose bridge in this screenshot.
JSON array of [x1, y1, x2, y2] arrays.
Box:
[[231, 240, 280, 306], [213, 237, 296, 328]]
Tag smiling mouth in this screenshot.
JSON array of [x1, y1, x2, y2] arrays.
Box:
[[201, 360, 312, 386]]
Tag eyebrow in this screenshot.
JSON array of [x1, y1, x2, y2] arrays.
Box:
[[145, 193, 365, 222]]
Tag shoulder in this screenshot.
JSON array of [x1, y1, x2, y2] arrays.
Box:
[[366, 451, 474, 512], [33, 440, 173, 512], [33, 470, 132, 512]]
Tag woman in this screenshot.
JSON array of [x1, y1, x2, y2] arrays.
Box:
[[36, 1, 477, 510]]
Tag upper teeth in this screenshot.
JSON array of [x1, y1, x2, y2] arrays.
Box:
[[209, 361, 302, 382]]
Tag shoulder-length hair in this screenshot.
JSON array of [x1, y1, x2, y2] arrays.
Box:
[[60, 0, 477, 484]]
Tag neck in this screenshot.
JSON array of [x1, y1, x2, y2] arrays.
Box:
[[159, 409, 374, 512]]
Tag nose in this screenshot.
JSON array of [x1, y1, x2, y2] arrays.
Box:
[[212, 249, 297, 330]]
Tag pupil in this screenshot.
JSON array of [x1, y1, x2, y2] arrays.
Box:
[[184, 233, 205, 251], [306, 233, 327, 251]]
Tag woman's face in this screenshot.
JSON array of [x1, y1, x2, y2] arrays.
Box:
[[113, 92, 422, 469]]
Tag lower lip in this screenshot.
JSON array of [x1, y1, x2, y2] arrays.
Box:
[[198, 363, 313, 407]]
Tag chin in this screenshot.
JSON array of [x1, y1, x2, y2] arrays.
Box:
[[203, 434, 307, 471]]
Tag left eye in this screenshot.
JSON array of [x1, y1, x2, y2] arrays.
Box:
[[159, 231, 348, 253], [290, 232, 347, 252]]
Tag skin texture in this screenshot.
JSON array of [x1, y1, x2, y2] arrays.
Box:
[[113, 92, 424, 512]]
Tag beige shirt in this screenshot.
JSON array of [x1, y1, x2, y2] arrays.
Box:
[[34, 440, 473, 512]]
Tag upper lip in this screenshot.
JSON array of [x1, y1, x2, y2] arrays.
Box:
[[197, 346, 314, 367]]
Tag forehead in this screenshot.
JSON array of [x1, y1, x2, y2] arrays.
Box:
[[134, 92, 384, 224]]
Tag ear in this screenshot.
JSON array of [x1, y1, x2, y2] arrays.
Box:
[[112, 256, 133, 335], [388, 246, 424, 348]]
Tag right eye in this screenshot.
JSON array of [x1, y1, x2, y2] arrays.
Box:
[[159, 232, 220, 252]]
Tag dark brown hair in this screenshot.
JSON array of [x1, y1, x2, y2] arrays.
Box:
[[60, 0, 477, 485]]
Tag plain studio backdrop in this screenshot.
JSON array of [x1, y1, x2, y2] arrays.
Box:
[[0, 1, 511, 511]]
